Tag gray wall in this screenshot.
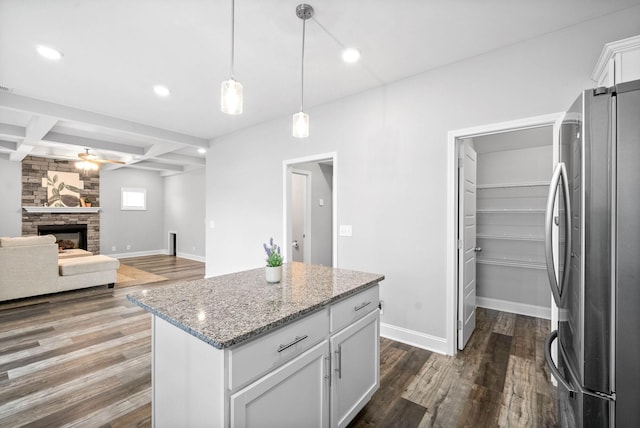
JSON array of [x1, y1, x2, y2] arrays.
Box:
[[164, 169, 206, 261], [211, 9, 640, 346], [100, 168, 165, 255], [0, 157, 22, 237], [295, 161, 333, 266]]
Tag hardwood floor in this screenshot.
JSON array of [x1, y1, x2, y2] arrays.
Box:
[[348, 310, 557, 428], [0, 256, 557, 427]]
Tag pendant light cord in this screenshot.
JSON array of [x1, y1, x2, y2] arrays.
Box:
[[300, 15, 306, 112], [230, 0, 236, 80]]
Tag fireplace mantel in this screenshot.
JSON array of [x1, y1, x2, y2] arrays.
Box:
[[23, 207, 101, 214]]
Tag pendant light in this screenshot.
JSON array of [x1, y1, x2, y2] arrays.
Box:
[[293, 4, 313, 138], [221, 0, 243, 115]]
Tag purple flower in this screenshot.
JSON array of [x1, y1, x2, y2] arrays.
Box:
[[263, 237, 283, 267]]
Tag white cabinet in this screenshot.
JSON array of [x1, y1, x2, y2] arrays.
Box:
[[230, 285, 380, 428], [229, 309, 330, 390], [230, 341, 330, 428], [592, 35, 640, 87], [152, 284, 380, 428], [330, 309, 380, 428]]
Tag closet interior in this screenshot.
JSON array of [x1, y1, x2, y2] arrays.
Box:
[[473, 125, 554, 315]]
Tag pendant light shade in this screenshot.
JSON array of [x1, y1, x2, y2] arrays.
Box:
[[293, 4, 313, 138], [292, 111, 309, 138], [221, 78, 243, 115], [221, 0, 243, 115]]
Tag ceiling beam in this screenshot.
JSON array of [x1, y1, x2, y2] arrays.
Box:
[[9, 142, 35, 161], [154, 152, 206, 166], [143, 141, 183, 159], [44, 132, 146, 156], [130, 161, 184, 172], [0, 91, 209, 148], [24, 116, 58, 144], [7, 115, 63, 161]]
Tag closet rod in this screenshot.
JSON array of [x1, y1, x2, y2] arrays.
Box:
[[476, 258, 547, 270], [477, 181, 551, 189]]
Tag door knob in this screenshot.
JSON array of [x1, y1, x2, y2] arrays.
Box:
[[292, 240, 299, 249], [474, 247, 482, 252]]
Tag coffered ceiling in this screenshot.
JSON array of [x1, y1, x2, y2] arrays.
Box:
[[1, 0, 639, 175]]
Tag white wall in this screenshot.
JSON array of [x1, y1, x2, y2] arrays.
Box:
[[205, 9, 640, 351], [100, 168, 165, 256], [164, 169, 206, 261], [0, 157, 21, 237]]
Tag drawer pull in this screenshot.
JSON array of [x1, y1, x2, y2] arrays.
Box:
[[277, 335, 308, 353], [354, 301, 371, 312], [335, 345, 342, 379]]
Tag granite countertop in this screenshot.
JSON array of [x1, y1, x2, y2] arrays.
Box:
[[127, 262, 384, 349]]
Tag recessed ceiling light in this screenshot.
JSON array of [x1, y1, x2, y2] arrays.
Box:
[[197, 148, 207, 154], [36, 45, 63, 61], [341, 47, 360, 63], [153, 85, 171, 97]]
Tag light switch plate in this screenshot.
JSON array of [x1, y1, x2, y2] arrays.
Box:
[[339, 225, 352, 237]]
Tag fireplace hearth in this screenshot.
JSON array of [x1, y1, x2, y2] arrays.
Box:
[[38, 224, 88, 250]]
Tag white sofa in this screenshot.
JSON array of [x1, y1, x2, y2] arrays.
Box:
[[0, 235, 120, 302]]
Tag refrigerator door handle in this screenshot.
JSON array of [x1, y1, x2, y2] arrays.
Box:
[[544, 330, 574, 393], [544, 162, 572, 306], [545, 331, 616, 401]]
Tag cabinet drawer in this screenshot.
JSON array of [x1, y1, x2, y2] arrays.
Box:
[[229, 308, 329, 391], [330, 285, 379, 333]]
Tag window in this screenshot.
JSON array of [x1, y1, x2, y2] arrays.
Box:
[[121, 187, 147, 210]]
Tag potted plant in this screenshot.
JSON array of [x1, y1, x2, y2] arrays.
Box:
[[263, 237, 283, 283], [84, 197, 92, 207]]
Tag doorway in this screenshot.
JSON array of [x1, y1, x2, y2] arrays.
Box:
[[168, 232, 177, 256], [446, 113, 563, 355], [283, 153, 337, 267], [291, 169, 310, 262]]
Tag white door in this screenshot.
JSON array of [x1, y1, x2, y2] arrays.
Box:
[[458, 141, 477, 350], [230, 341, 330, 428], [330, 309, 380, 428], [291, 171, 309, 262]]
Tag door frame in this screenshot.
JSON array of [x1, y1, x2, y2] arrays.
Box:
[[445, 113, 562, 355], [283, 152, 338, 267], [290, 168, 312, 263]]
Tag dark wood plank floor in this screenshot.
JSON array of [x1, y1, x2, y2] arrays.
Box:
[[0, 256, 557, 427], [348, 310, 557, 428]]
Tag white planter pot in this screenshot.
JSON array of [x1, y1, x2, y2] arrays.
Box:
[[265, 266, 282, 283]]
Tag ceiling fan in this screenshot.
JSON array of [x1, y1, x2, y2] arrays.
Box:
[[77, 148, 125, 165], [73, 148, 125, 173]]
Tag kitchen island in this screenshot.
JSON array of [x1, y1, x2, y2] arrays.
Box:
[[127, 262, 384, 428]]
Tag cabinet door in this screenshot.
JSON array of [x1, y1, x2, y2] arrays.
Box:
[[330, 309, 380, 428], [231, 340, 330, 428]]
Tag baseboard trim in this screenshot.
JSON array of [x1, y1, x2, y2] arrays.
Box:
[[109, 249, 166, 259], [380, 322, 448, 355], [476, 296, 550, 320], [176, 252, 206, 263]]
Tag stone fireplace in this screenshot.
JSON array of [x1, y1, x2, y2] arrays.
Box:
[[37, 224, 88, 250], [21, 156, 101, 254]]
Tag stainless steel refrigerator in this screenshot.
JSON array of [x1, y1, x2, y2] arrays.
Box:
[[543, 79, 640, 427]]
